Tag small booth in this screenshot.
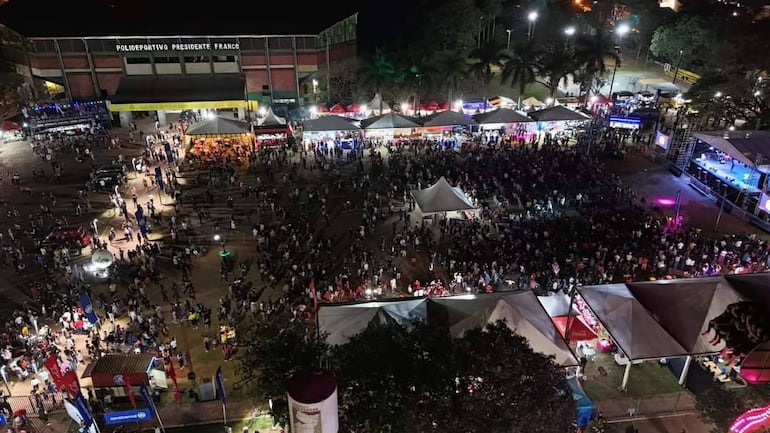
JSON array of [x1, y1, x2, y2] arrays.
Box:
[[473, 108, 535, 143], [362, 112, 420, 143], [254, 107, 292, 148], [365, 93, 391, 115], [527, 105, 591, 140], [0, 121, 23, 142], [419, 111, 477, 146], [410, 176, 479, 221], [301, 115, 363, 152], [186, 116, 253, 165], [82, 353, 167, 400]]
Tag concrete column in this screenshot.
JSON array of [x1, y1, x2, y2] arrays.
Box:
[[237, 107, 246, 120], [621, 361, 632, 390], [157, 110, 168, 126], [118, 111, 133, 128], [678, 355, 692, 386]]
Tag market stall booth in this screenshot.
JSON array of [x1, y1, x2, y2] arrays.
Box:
[[0, 121, 23, 142], [82, 353, 167, 400], [528, 105, 591, 140], [365, 93, 391, 115], [186, 116, 253, 165], [254, 107, 292, 148], [419, 111, 477, 146], [361, 112, 419, 143], [473, 108, 535, 143], [301, 115, 363, 152]]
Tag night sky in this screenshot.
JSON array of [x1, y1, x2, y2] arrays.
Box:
[[0, 0, 398, 38]]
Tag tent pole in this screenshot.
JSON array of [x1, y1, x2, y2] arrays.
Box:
[[621, 361, 632, 390], [678, 355, 692, 386]]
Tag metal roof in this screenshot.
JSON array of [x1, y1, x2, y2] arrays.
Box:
[[82, 353, 154, 378]]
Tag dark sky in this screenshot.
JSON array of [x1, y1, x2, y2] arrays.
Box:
[[0, 0, 369, 37]]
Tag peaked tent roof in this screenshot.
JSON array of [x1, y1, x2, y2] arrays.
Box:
[[538, 294, 580, 317], [529, 105, 591, 122], [302, 115, 361, 132], [185, 116, 251, 136], [578, 284, 688, 360], [521, 97, 545, 107], [421, 110, 479, 127], [473, 108, 534, 124], [329, 103, 347, 114], [258, 107, 287, 127], [362, 112, 420, 129], [724, 274, 770, 306], [366, 93, 391, 112], [410, 177, 476, 214], [627, 277, 744, 354]]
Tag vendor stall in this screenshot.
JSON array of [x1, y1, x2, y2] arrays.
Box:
[[254, 107, 292, 148], [362, 112, 420, 143], [473, 108, 535, 143], [0, 121, 23, 142], [186, 116, 253, 165], [81, 353, 166, 400], [419, 111, 477, 145], [301, 115, 363, 152]]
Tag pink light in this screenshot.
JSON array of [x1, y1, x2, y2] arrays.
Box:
[[655, 198, 676, 206], [730, 404, 770, 433]]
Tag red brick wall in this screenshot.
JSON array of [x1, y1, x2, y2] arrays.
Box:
[[29, 55, 60, 69], [297, 52, 316, 66], [269, 54, 293, 65], [245, 69, 268, 93], [93, 55, 122, 69], [96, 72, 122, 95], [241, 54, 266, 66], [67, 72, 95, 98], [62, 56, 88, 69], [270, 69, 296, 91]]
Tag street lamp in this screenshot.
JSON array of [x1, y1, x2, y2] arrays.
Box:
[[527, 11, 538, 41], [564, 26, 576, 36], [616, 23, 630, 37], [714, 91, 723, 98], [672, 49, 684, 84], [506, 29, 512, 49], [607, 25, 630, 99], [92, 218, 99, 236]]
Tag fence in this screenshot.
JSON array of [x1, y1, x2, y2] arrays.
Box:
[[597, 392, 697, 420], [6, 392, 65, 417]]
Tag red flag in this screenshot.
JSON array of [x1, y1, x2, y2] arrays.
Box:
[[124, 372, 136, 408], [60, 370, 80, 399], [309, 279, 318, 312], [44, 356, 64, 386], [44, 355, 79, 397]]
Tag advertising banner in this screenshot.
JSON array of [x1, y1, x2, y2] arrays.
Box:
[[104, 408, 153, 425]]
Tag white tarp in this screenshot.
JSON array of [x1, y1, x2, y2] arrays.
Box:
[[579, 284, 688, 360], [366, 93, 391, 113], [628, 277, 745, 354], [411, 177, 477, 214], [258, 107, 287, 127], [538, 294, 580, 318]]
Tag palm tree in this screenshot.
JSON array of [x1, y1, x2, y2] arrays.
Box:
[[500, 42, 540, 105], [536, 42, 579, 98], [468, 43, 507, 110], [359, 49, 396, 112], [434, 50, 468, 107], [574, 30, 620, 100]]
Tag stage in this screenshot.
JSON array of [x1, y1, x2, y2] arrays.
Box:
[[691, 157, 761, 193]]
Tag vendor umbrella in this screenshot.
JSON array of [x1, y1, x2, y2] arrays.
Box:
[[346, 103, 361, 113], [329, 103, 347, 114], [552, 316, 597, 342], [1, 121, 20, 131]]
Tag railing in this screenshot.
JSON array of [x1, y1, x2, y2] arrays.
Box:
[[6, 392, 65, 417], [685, 174, 770, 232]]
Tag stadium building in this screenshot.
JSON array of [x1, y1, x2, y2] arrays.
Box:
[[0, 14, 357, 125]]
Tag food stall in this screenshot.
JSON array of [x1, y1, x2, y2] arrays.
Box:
[[81, 353, 167, 400], [472, 108, 535, 143], [254, 107, 292, 148], [362, 112, 420, 144], [301, 115, 363, 152], [186, 116, 253, 164]]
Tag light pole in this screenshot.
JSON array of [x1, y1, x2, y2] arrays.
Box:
[[506, 29, 512, 49], [564, 26, 576, 49], [527, 11, 538, 41], [92, 218, 98, 237], [672, 49, 684, 84], [607, 24, 630, 99]]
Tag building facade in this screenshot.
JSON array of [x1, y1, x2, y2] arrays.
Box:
[[0, 14, 357, 115]]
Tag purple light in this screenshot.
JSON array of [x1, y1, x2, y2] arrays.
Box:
[[655, 198, 676, 206], [730, 404, 770, 433]]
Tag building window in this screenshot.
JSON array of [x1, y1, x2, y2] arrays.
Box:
[[153, 56, 179, 64], [214, 55, 236, 63], [125, 57, 151, 64], [184, 56, 209, 63]]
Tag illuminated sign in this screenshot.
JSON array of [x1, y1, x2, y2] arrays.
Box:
[[115, 43, 239, 52], [609, 116, 641, 130], [109, 100, 248, 112], [655, 131, 670, 150]]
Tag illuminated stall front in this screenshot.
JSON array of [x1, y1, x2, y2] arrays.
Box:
[[527, 105, 591, 139], [301, 115, 362, 152], [362, 112, 420, 143], [254, 107, 292, 148], [419, 110, 477, 146], [472, 108, 535, 143], [185, 116, 253, 165]]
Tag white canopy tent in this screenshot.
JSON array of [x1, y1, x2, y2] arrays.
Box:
[[410, 177, 477, 215], [257, 107, 287, 127], [538, 294, 580, 318], [366, 93, 391, 113]]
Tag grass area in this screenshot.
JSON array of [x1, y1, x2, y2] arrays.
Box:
[[581, 352, 684, 400], [163, 416, 279, 433]]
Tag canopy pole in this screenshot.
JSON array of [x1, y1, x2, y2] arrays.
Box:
[[621, 361, 632, 390], [679, 355, 692, 386]]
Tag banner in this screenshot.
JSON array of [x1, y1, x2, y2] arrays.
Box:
[[79, 293, 98, 324], [104, 408, 152, 425], [166, 359, 180, 401], [215, 367, 227, 405], [72, 392, 93, 428], [139, 384, 153, 410], [124, 371, 136, 408], [154, 166, 164, 191], [60, 370, 81, 399], [44, 356, 64, 386]]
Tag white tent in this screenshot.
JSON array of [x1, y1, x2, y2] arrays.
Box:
[[410, 177, 477, 214], [627, 277, 745, 354], [366, 93, 391, 113], [578, 284, 688, 360], [538, 294, 580, 318], [258, 107, 287, 127]]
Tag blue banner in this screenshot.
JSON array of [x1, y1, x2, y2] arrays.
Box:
[[215, 366, 227, 405], [164, 142, 174, 163], [78, 294, 98, 324], [139, 384, 153, 410], [154, 167, 164, 191], [104, 408, 153, 425], [73, 392, 93, 428]]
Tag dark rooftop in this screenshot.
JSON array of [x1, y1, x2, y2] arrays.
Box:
[[82, 353, 154, 378], [111, 74, 245, 105]]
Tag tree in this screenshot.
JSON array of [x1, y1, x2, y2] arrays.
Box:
[[331, 320, 576, 433], [572, 30, 619, 100], [233, 310, 328, 427], [650, 16, 718, 70], [696, 384, 770, 433], [500, 42, 540, 101], [536, 42, 578, 98], [358, 50, 396, 112], [433, 50, 469, 104], [0, 52, 22, 119], [685, 70, 770, 129], [326, 58, 360, 104], [468, 43, 507, 108]]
